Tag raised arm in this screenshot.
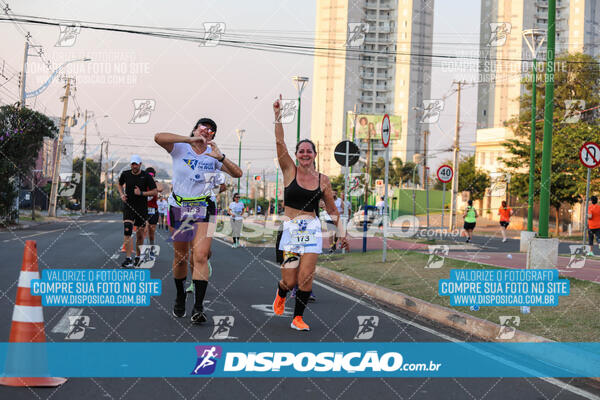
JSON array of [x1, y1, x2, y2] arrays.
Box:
[[273, 95, 295, 181], [154, 132, 192, 153]]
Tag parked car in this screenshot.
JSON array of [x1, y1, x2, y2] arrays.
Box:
[[352, 205, 379, 226]]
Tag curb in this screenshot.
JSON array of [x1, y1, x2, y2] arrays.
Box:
[[315, 266, 548, 343], [315, 266, 600, 383]]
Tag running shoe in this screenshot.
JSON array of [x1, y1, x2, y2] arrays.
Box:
[[121, 257, 134, 269], [190, 307, 207, 324], [290, 287, 297, 298], [134, 256, 140, 267], [186, 281, 194, 294], [173, 295, 186, 318], [290, 316, 310, 331], [588, 251, 595, 257], [308, 291, 316, 302], [272, 289, 286, 315]]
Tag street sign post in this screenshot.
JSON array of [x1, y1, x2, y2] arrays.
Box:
[[381, 114, 390, 261], [437, 165, 453, 229], [335, 140, 360, 254], [580, 142, 600, 245]]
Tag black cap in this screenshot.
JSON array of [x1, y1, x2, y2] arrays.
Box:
[[195, 118, 217, 134]]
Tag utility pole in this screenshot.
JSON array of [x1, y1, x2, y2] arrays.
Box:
[[48, 78, 72, 217], [449, 81, 462, 231], [19, 40, 29, 108], [103, 140, 109, 212], [81, 110, 88, 213]]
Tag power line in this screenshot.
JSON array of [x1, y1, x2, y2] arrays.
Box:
[[2, 13, 600, 68]]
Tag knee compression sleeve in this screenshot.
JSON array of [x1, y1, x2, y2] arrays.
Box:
[[124, 222, 133, 236]]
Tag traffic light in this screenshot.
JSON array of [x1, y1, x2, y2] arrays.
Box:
[[253, 175, 261, 182]]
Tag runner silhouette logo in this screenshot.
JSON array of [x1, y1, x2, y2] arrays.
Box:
[[66, 316, 94, 340], [210, 316, 237, 340], [354, 316, 379, 340], [191, 345, 222, 375]]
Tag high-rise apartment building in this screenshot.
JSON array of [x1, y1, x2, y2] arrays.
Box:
[[476, 0, 600, 173], [311, 0, 435, 176]]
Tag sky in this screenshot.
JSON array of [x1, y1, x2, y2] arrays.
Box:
[[0, 0, 481, 181]]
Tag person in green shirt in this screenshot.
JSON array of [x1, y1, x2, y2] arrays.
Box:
[[463, 199, 478, 243]]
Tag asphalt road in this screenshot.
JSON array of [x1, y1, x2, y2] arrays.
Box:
[[0, 214, 598, 399]]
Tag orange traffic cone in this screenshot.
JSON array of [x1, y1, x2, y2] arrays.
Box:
[[0, 241, 67, 387]]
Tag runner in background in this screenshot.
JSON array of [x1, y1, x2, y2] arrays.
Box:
[[587, 196, 600, 256], [498, 200, 513, 243], [144, 167, 163, 246], [463, 199, 478, 243], [228, 193, 245, 248], [157, 196, 169, 230], [117, 155, 158, 268]]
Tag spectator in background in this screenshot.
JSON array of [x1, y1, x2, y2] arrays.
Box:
[[588, 196, 600, 256]]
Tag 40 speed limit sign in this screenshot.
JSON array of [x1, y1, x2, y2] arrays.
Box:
[[436, 165, 453, 183]]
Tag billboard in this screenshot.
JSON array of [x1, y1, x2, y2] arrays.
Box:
[[346, 113, 402, 141]]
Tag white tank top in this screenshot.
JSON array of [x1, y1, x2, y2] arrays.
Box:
[[168, 142, 223, 207]]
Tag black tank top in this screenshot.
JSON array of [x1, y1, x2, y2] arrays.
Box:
[[284, 171, 322, 213]]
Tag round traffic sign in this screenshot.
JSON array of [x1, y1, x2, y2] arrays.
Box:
[[381, 114, 391, 148], [437, 164, 453, 183], [334, 140, 360, 167], [579, 142, 600, 168]]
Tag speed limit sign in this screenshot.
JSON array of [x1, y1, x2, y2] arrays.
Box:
[[437, 165, 453, 183]]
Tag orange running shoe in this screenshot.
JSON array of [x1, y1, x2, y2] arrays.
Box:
[[290, 316, 310, 331], [272, 290, 286, 316]]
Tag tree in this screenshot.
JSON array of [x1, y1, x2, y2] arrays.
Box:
[[371, 156, 419, 186], [0, 106, 57, 222], [502, 53, 600, 234], [458, 155, 490, 201]]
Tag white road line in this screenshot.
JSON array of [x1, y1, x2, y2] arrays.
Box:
[[2, 227, 66, 242], [262, 257, 599, 399], [214, 237, 234, 248]]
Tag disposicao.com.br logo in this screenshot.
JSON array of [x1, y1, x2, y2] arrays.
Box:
[[222, 351, 441, 374]]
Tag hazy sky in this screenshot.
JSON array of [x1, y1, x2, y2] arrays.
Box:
[[0, 0, 481, 180]]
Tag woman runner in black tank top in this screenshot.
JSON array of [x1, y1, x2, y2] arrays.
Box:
[[271, 95, 349, 332]]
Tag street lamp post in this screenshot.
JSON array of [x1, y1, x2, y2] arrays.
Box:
[[236, 129, 245, 194], [21, 56, 91, 106], [523, 29, 546, 232], [292, 76, 309, 147]]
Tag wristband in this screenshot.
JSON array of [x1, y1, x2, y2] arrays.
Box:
[[219, 154, 226, 162]]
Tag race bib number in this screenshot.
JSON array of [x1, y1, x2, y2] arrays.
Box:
[[148, 207, 156, 215], [290, 229, 317, 246]]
